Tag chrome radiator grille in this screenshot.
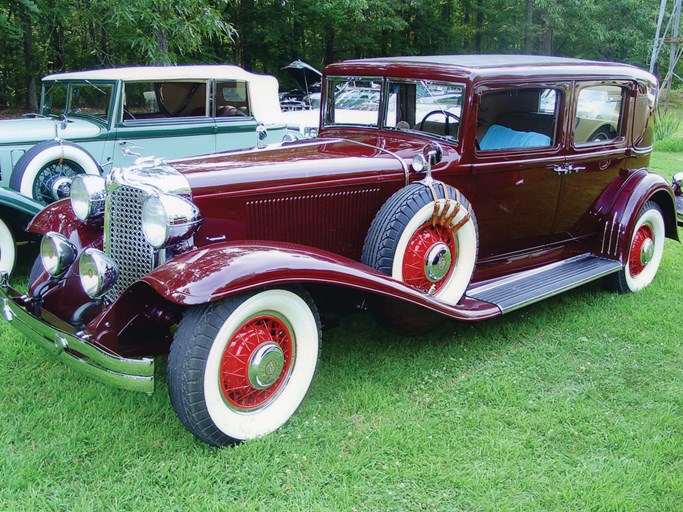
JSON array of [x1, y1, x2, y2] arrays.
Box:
[[104, 184, 156, 301]]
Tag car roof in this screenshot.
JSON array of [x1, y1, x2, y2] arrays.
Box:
[[42, 65, 286, 125], [325, 54, 656, 84], [43, 65, 264, 82]]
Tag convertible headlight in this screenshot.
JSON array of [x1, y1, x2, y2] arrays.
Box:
[[78, 249, 117, 299], [71, 175, 106, 221], [40, 232, 76, 277], [142, 194, 202, 249]]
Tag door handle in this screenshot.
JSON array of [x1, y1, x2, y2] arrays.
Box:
[[553, 164, 586, 175]]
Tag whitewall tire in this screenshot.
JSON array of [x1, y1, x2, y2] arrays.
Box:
[[607, 201, 665, 293], [10, 140, 101, 205], [167, 287, 321, 446]]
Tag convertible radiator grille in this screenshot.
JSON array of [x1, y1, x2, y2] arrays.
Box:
[[104, 184, 155, 301]]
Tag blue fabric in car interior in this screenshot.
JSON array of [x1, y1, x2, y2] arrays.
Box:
[[480, 124, 551, 150]]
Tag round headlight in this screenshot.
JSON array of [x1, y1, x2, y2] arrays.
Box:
[[71, 175, 106, 221], [142, 194, 202, 249], [40, 232, 77, 277], [78, 248, 118, 299]]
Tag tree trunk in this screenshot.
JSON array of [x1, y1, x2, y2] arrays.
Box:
[[524, 0, 533, 54], [22, 14, 38, 112], [475, 0, 484, 52]]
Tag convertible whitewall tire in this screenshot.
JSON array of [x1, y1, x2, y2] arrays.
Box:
[[10, 140, 101, 204], [0, 217, 16, 275], [167, 287, 321, 446]]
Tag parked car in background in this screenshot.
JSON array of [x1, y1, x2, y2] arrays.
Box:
[[2, 55, 681, 447], [0, 65, 287, 205]]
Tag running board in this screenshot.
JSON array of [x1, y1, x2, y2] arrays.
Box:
[[467, 254, 622, 313]]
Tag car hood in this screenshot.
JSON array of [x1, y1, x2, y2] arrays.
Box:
[[170, 137, 412, 197], [0, 116, 104, 145]]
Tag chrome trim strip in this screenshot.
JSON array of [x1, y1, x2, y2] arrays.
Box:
[[0, 275, 154, 394]]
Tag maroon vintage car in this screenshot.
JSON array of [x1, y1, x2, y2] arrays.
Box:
[[2, 55, 681, 446]]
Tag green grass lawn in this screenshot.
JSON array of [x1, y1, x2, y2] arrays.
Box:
[[1, 157, 682, 511]]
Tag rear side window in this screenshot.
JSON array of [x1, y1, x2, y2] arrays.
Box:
[[574, 85, 624, 144], [478, 87, 560, 152], [215, 81, 251, 117]]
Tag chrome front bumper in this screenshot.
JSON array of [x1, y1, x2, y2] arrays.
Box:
[[0, 273, 154, 394]]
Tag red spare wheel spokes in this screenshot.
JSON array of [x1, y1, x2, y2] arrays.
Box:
[[629, 224, 654, 277], [220, 314, 293, 411], [402, 223, 457, 293]]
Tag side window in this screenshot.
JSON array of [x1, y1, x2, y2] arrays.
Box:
[[574, 85, 624, 144], [215, 81, 250, 117], [478, 87, 560, 151], [123, 82, 208, 120]]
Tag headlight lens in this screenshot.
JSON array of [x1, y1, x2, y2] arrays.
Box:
[[71, 175, 106, 221], [40, 232, 76, 277], [142, 194, 202, 249], [78, 248, 118, 299]]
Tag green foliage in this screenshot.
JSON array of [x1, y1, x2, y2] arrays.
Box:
[[0, 0, 669, 109], [655, 110, 683, 143]]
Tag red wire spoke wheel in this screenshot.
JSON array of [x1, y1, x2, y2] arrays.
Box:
[[219, 314, 294, 411], [628, 224, 654, 277], [401, 223, 457, 294], [606, 201, 665, 293], [168, 287, 321, 446]]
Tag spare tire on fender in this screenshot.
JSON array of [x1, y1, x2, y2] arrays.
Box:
[[10, 140, 101, 205], [362, 182, 479, 307]]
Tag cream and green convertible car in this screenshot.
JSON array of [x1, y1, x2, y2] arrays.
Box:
[[0, 65, 289, 273]]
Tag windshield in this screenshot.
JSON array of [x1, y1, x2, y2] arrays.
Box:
[[68, 82, 113, 119], [41, 81, 113, 120], [323, 76, 465, 142], [41, 82, 68, 116], [384, 80, 465, 142], [323, 77, 383, 127]]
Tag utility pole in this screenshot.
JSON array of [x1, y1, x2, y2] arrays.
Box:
[[650, 0, 683, 110]]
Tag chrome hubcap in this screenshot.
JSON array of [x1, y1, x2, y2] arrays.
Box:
[[424, 242, 452, 282], [640, 237, 654, 266], [51, 177, 73, 201], [247, 342, 285, 389]]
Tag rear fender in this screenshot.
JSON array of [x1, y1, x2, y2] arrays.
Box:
[[140, 241, 500, 322], [595, 170, 679, 264]]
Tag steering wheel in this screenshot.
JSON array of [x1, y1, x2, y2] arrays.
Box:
[[419, 110, 460, 137]]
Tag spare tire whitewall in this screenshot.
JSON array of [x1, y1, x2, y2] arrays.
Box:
[[10, 140, 101, 204], [167, 287, 321, 446], [362, 182, 478, 306]]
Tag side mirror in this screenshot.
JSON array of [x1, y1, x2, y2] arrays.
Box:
[[411, 143, 444, 184]]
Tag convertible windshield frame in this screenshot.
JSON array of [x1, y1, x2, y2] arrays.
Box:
[[40, 79, 116, 125]]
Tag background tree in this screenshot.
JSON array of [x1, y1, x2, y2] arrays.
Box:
[[0, 0, 670, 110]]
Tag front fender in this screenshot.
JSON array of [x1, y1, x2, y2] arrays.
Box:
[[595, 170, 679, 263], [0, 187, 42, 218], [141, 241, 500, 322], [27, 198, 102, 249]]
